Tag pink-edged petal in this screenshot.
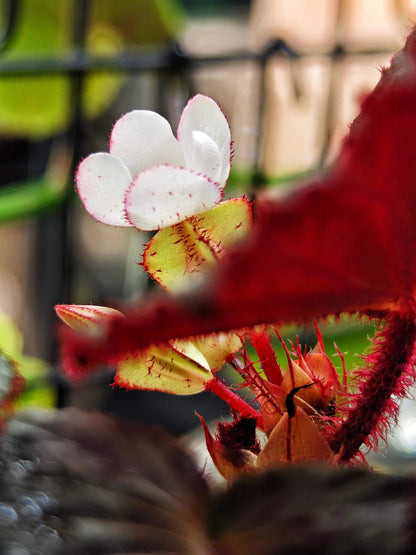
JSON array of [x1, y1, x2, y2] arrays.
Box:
[[177, 94, 231, 187], [76, 153, 133, 227], [188, 130, 223, 183], [125, 166, 223, 231], [110, 110, 185, 177]]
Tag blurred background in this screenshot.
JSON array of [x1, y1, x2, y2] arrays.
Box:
[[0, 0, 415, 466]]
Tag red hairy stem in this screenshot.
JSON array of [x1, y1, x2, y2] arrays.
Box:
[[228, 352, 282, 420], [248, 330, 283, 385], [334, 343, 348, 394], [330, 307, 416, 462], [205, 377, 263, 427]]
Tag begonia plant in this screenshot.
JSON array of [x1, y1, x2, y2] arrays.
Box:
[[57, 28, 416, 478], [57, 94, 250, 406]]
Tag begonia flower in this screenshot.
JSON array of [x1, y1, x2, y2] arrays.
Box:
[[76, 94, 231, 230], [59, 95, 247, 390]]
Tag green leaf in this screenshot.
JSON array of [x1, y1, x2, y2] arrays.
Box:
[[0, 311, 53, 409], [0, 0, 124, 137], [115, 339, 213, 395]]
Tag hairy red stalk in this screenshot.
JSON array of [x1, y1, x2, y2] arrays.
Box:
[[329, 307, 416, 462], [334, 343, 348, 394], [205, 377, 263, 427], [229, 351, 281, 420], [248, 329, 283, 385], [313, 321, 325, 351]]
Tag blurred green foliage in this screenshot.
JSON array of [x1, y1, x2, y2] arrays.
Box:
[[91, 0, 185, 47], [0, 311, 55, 408], [0, 175, 66, 223], [0, 0, 185, 138]]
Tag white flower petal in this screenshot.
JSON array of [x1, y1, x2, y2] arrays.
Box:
[[76, 153, 132, 227], [125, 166, 223, 230], [177, 94, 231, 187], [110, 110, 185, 177], [189, 130, 223, 183]]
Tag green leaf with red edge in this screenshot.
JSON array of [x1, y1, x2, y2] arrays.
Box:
[[56, 304, 239, 392], [59, 30, 416, 375], [115, 340, 213, 395], [143, 198, 252, 293]]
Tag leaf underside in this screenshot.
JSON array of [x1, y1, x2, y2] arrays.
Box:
[[1, 409, 414, 554], [115, 340, 212, 394]]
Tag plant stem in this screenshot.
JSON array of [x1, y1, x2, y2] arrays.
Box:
[[330, 308, 416, 462], [205, 377, 263, 427], [248, 329, 283, 385]]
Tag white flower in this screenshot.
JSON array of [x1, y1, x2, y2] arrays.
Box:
[[76, 94, 231, 231]]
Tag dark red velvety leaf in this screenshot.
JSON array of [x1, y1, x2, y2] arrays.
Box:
[[211, 466, 415, 555], [2, 410, 416, 554], [0, 408, 210, 553], [60, 29, 416, 376]]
